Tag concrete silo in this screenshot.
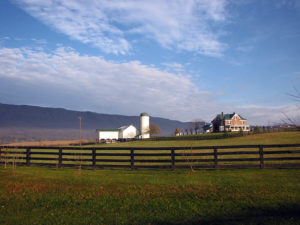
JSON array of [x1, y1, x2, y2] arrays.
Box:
[[140, 112, 150, 139]]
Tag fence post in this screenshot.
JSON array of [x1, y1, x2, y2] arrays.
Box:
[[214, 147, 218, 169], [92, 148, 96, 169], [58, 147, 62, 168], [171, 149, 175, 170], [259, 145, 264, 169], [130, 149, 134, 170], [26, 147, 31, 166]]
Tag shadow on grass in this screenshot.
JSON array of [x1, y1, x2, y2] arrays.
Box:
[[153, 204, 300, 225]]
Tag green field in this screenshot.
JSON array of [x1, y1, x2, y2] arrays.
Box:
[[105, 131, 300, 147], [0, 131, 300, 224], [0, 167, 299, 225]]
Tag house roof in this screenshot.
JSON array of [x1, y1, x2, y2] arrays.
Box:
[[119, 125, 137, 130], [203, 124, 212, 130], [119, 125, 128, 130], [239, 114, 246, 120]]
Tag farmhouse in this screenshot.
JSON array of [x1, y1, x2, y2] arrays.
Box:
[[96, 113, 150, 141], [211, 112, 250, 132]]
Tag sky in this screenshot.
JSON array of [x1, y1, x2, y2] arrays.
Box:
[[0, 0, 300, 125]]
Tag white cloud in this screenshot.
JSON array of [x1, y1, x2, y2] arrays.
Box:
[[236, 104, 300, 125], [0, 47, 215, 120], [13, 0, 228, 56], [1, 46, 297, 124]]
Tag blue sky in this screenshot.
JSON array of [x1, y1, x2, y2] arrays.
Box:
[[0, 0, 300, 124]]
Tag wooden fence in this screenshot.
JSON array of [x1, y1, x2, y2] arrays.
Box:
[[0, 144, 300, 169]]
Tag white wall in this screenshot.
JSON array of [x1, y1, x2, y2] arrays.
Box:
[[119, 125, 137, 139], [98, 131, 119, 140]]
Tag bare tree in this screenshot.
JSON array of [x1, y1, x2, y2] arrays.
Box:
[[283, 87, 300, 127], [180, 128, 185, 135], [191, 119, 202, 134], [184, 128, 189, 135], [287, 86, 300, 102], [149, 123, 161, 135]]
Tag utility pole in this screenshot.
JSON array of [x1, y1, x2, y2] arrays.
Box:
[[78, 116, 82, 147]]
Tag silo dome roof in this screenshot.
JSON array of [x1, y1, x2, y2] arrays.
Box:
[[140, 112, 149, 117]]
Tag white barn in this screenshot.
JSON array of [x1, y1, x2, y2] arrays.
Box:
[[119, 125, 138, 139], [97, 125, 138, 141], [96, 129, 119, 140], [96, 113, 150, 141]]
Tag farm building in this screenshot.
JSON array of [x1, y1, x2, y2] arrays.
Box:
[[203, 123, 213, 133], [211, 112, 250, 132], [96, 113, 150, 141], [97, 125, 138, 141]]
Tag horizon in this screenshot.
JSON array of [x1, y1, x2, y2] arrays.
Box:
[[1, 0, 300, 125]]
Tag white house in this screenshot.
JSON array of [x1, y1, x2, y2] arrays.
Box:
[[96, 113, 150, 141]]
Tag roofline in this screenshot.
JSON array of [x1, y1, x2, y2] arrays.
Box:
[[96, 129, 120, 132]]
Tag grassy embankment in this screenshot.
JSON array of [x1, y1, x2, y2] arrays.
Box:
[[0, 132, 300, 224]]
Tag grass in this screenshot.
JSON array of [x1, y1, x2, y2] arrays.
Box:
[[0, 131, 300, 224], [3, 131, 300, 148], [95, 131, 300, 148], [0, 166, 299, 225]]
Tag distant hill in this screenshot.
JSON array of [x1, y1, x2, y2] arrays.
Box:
[[0, 103, 202, 143]]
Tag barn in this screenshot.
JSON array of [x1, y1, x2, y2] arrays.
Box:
[[96, 113, 150, 141]]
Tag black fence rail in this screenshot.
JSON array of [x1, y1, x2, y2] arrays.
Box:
[[0, 144, 300, 169]]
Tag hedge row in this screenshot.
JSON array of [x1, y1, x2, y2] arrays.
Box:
[[150, 131, 248, 141]]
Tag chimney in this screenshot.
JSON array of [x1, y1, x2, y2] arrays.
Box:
[[221, 112, 224, 116]]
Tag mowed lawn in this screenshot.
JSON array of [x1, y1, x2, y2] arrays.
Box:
[[0, 167, 299, 225], [0, 131, 300, 225]]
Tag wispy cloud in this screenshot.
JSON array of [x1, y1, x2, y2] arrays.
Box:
[[0, 36, 10, 45], [12, 0, 228, 56], [275, 0, 300, 9], [31, 38, 47, 45], [0, 46, 296, 124], [161, 62, 185, 74]]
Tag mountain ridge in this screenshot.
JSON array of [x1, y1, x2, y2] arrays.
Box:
[[0, 103, 202, 143]]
